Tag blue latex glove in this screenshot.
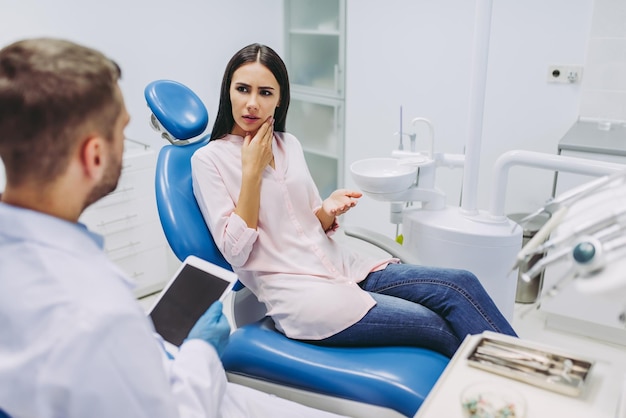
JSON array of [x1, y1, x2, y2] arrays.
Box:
[[186, 301, 230, 356]]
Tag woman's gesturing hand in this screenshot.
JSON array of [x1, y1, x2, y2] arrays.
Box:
[[322, 189, 363, 217], [316, 189, 362, 232]]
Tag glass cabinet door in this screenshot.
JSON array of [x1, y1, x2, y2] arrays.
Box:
[[284, 0, 345, 198], [285, 0, 345, 98], [304, 152, 338, 199], [287, 95, 344, 198]]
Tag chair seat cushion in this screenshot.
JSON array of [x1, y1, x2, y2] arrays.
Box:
[[221, 318, 449, 417]]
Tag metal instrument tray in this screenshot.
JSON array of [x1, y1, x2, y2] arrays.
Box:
[[466, 335, 594, 397]]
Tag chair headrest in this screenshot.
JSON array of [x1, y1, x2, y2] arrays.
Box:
[[145, 80, 209, 143]]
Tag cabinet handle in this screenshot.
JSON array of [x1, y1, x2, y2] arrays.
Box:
[[334, 105, 341, 150], [97, 213, 138, 227], [106, 240, 141, 253], [334, 64, 339, 94]]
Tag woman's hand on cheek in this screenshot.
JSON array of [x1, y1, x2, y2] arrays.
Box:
[[241, 116, 274, 175]]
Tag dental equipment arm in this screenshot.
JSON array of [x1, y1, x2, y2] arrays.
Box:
[[489, 150, 626, 219]]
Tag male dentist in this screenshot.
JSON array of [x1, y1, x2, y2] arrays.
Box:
[[0, 37, 344, 418]]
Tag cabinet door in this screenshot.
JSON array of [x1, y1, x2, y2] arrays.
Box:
[[285, 0, 345, 98], [287, 95, 344, 198], [79, 141, 170, 298]]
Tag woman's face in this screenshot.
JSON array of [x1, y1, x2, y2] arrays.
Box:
[[229, 61, 280, 137]]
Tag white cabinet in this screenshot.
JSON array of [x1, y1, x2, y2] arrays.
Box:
[[285, 0, 345, 197], [79, 140, 170, 298]]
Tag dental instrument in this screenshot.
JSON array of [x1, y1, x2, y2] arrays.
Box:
[[510, 206, 568, 272], [514, 204, 626, 274], [513, 171, 626, 275], [512, 170, 626, 227], [507, 167, 626, 328], [527, 216, 626, 259], [519, 219, 626, 283], [572, 235, 626, 277], [509, 168, 626, 275]]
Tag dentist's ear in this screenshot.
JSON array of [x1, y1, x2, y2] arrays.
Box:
[[80, 136, 106, 182]]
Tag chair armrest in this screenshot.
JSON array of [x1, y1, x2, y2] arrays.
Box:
[[343, 225, 420, 264]]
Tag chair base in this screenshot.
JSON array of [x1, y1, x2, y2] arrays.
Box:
[[226, 373, 407, 418]]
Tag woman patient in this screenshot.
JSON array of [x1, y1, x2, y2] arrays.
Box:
[[191, 43, 516, 358]]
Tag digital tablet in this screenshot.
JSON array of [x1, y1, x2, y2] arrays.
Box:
[[148, 255, 237, 352]]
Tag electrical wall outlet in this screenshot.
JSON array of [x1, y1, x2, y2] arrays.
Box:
[[547, 65, 583, 84]]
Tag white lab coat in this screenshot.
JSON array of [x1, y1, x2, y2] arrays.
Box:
[[0, 203, 345, 418]]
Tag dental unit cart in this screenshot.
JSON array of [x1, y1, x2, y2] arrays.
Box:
[[541, 120, 626, 346]]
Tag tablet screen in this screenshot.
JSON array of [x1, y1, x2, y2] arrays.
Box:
[[149, 263, 232, 347]]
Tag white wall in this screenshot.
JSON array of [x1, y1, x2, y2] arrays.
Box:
[[581, 0, 626, 121], [2, 0, 622, 236], [0, 0, 284, 149], [344, 0, 595, 237], [0, 0, 283, 193]]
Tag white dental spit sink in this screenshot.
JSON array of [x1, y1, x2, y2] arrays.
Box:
[[350, 158, 418, 194]]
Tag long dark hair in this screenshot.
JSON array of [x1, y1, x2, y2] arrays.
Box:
[[210, 43, 290, 141]]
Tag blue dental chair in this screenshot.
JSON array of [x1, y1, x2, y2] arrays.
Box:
[[146, 80, 449, 417]]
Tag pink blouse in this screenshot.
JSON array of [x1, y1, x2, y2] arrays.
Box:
[[191, 133, 394, 339]]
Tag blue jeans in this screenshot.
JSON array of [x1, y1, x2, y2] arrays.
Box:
[[315, 263, 517, 358]]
